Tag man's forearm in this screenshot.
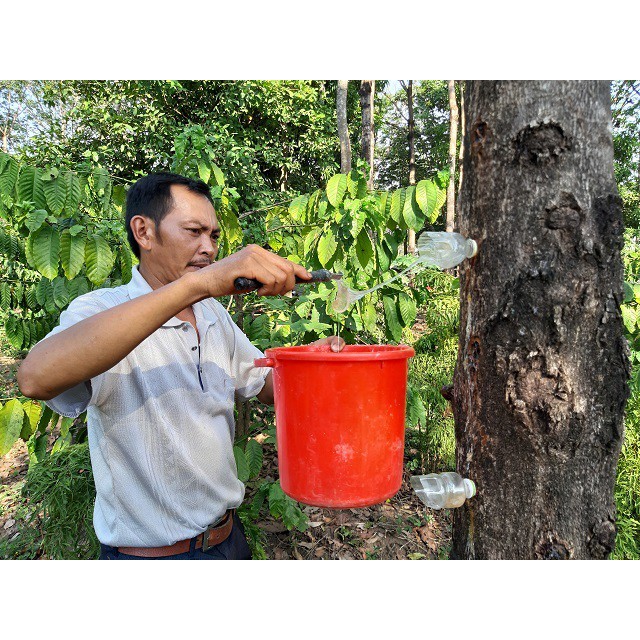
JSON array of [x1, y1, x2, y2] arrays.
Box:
[[17, 273, 203, 400]]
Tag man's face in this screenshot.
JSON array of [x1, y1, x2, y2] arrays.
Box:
[[142, 184, 221, 284]]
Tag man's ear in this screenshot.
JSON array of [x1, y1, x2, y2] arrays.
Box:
[[130, 215, 155, 253]]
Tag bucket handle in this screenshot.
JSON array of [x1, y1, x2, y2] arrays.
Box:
[[254, 357, 276, 368]]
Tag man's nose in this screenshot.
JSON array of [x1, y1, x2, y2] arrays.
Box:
[[199, 235, 216, 256]]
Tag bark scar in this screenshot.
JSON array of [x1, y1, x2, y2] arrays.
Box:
[[514, 120, 571, 166]]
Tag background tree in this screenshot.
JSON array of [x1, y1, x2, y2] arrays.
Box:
[[445, 80, 459, 233], [359, 80, 375, 188], [452, 81, 629, 559], [400, 80, 417, 254], [337, 80, 352, 173]]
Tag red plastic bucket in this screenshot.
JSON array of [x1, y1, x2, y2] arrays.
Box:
[[254, 344, 415, 508]]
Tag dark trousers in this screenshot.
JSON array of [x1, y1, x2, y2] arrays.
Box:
[[99, 513, 252, 560]]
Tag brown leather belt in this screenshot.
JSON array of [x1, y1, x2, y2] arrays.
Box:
[[117, 510, 234, 558]]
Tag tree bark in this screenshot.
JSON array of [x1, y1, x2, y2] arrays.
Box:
[[446, 80, 459, 233], [451, 81, 630, 560], [337, 80, 352, 173], [359, 80, 375, 189], [407, 80, 416, 254]]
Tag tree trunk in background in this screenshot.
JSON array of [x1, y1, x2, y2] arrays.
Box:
[[359, 80, 375, 189], [456, 83, 465, 222], [446, 80, 459, 233], [337, 80, 352, 173], [451, 81, 630, 559], [234, 294, 250, 439], [407, 80, 417, 254]]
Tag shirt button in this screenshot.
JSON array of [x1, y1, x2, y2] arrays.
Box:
[[191, 346, 198, 351], [182, 326, 189, 332]]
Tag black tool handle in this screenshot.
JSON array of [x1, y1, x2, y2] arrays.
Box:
[[234, 269, 336, 293]]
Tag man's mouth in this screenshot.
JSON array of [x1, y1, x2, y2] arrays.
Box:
[[188, 263, 210, 269]]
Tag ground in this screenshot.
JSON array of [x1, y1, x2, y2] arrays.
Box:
[[1, 337, 453, 560]]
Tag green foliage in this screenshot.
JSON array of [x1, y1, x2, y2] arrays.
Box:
[[0, 151, 135, 357], [614, 231, 640, 558], [0, 443, 99, 560]]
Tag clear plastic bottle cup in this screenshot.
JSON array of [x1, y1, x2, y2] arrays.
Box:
[[410, 471, 476, 509], [416, 232, 478, 270]]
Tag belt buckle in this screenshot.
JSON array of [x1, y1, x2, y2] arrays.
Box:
[[201, 511, 229, 552]]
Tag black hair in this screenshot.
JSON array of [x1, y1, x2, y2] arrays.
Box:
[[124, 172, 215, 258]]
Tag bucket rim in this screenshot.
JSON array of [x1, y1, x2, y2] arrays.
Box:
[[263, 344, 415, 361]]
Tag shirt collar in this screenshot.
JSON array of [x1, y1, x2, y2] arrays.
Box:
[[126, 266, 217, 329]]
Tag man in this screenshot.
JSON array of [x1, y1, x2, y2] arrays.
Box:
[[17, 172, 344, 560]]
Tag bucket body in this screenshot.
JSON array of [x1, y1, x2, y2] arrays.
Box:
[[255, 344, 415, 508]]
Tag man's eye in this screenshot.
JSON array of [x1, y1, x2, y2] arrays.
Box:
[[187, 228, 199, 234]]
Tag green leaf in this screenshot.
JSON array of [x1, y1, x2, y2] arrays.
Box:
[[27, 432, 48, 464], [211, 163, 225, 187], [60, 229, 86, 279], [624, 281, 634, 303], [355, 229, 374, 268], [326, 174, 347, 207], [402, 186, 418, 229], [245, 439, 263, 479], [120, 245, 133, 284], [197, 159, 211, 183], [398, 292, 417, 327], [349, 202, 365, 238], [31, 226, 60, 279], [317, 226, 338, 267], [406, 385, 427, 428], [21, 319, 31, 348], [622, 305, 637, 333], [234, 445, 250, 483], [383, 295, 403, 342], [36, 404, 54, 435], [52, 276, 70, 309], [85, 235, 115, 285], [5, 316, 24, 350], [20, 400, 41, 440], [0, 282, 11, 310], [17, 166, 44, 207], [389, 189, 405, 225], [288, 195, 308, 221], [93, 168, 111, 206], [67, 275, 90, 300], [0, 155, 19, 198], [415, 180, 444, 223], [361, 300, 377, 334], [25, 284, 38, 309], [64, 171, 82, 214], [36, 278, 52, 306], [43, 175, 68, 216], [69, 224, 84, 236], [0, 399, 26, 456], [26, 209, 48, 233]]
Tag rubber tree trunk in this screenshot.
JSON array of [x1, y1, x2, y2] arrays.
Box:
[[407, 80, 417, 254], [451, 81, 630, 560], [446, 80, 459, 233], [359, 80, 375, 189], [337, 80, 352, 173]]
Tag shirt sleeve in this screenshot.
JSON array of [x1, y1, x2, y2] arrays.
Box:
[[36, 291, 112, 418], [224, 312, 270, 401]]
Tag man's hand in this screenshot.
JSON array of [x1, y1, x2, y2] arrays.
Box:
[[309, 336, 346, 352], [190, 244, 312, 299]]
